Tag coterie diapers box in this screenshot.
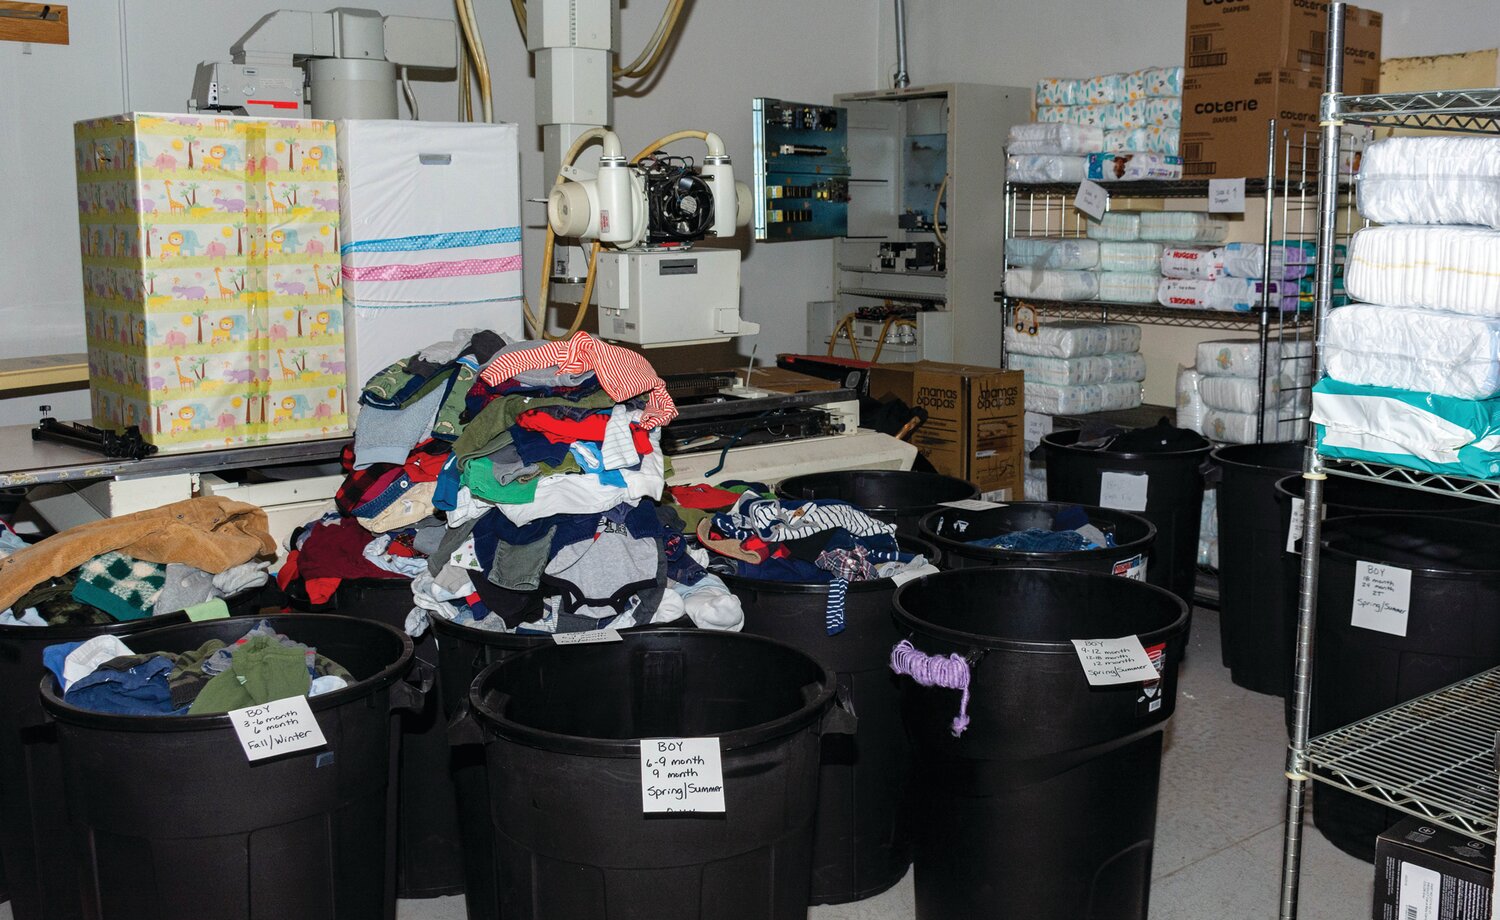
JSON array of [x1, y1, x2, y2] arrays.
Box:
[[1185, 0, 1383, 91], [75, 113, 349, 452], [867, 362, 1023, 498], [1180, 67, 1323, 178]]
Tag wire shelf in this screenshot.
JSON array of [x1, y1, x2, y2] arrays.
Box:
[[1336, 88, 1500, 132], [998, 296, 1315, 331], [1306, 667, 1500, 843], [1323, 459, 1500, 506], [838, 286, 944, 302]]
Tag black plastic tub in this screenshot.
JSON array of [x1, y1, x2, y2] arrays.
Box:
[[464, 629, 844, 919], [919, 501, 1155, 579], [722, 534, 938, 904], [893, 566, 1188, 920], [39, 614, 419, 920], [1310, 515, 1500, 863], [776, 470, 979, 537]]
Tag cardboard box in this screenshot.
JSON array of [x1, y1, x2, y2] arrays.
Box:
[[866, 361, 1023, 498], [1179, 67, 1323, 178], [74, 113, 349, 453], [1185, 0, 1383, 93], [737, 366, 843, 394], [337, 120, 525, 395], [1373, 817, 1493, 920]]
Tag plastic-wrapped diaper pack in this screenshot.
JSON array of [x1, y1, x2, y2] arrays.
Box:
[[1007, 123, 1105, 156], [1345, 226, 1500, 317], [1037, 99, 1182, 130], [1324, 303, 1500, 399], [1159, 277, 1296, 312], [1176, 366, 1206, 435], [1007, 154, 1088, 184], [1198, 486, 1219, 570], [1099, 241, 1164, 273], [1098, 271, 1160, 304], [1006, 237, 1100, 270], [1086, 211, 1142, 242], [1104, 127, 1180, 156], [1196, 338, 1314, 382], [1008, 352, 1147, 387], [1138, 211, 1228, 244], [1007, 321, 1142, 359], [1087, 152, 1183, 182], [1313, 378, 1500, 480], [1200, 375, 1309, 416], [1003, 269, 1099, 302], [1024, 381, 1143, 416], [1160, 242, 1312, 281], [1036, 68, 1182, 106], [1204, 409, 1309, 445], [1124, 66, 1183, 100], [1358, 136, 1500, 229]]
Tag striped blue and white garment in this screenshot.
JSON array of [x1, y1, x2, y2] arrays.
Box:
[[711, 497, 898, 544]]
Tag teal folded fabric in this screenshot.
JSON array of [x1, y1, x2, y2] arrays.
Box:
[[1312, 378, 1500, 480]]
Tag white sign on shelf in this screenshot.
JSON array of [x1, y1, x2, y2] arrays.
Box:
[[939, 499, 1007, 512], [1024, 411, 1054, 446], [1099, 471, 1149, 512], [1208, 177, 1247, 213], [230, 695, 327, 762], [1351, 560, 1413, 637], [1287, 496, 1306, 554], [1071, 636, 1160, 686], [641, 737, 726, 813], [553, 629, 623, 646], [1074, 179, 1109, 221]]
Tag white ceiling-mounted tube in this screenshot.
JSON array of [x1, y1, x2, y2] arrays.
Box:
[[892, 0, 910, 89]]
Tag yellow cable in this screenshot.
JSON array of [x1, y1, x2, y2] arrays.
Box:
[[615, 0, 685, 79], [509, 0, 527, 36], [871, 317, 918, 363], [828, 314, 862, 360], [455, 0, 492, 123], [932, 174, 949, 247]]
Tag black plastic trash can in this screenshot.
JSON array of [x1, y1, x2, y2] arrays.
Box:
[[288, 578, 465, 899], [1309, 516, 1500, 862], [1270, 474, 1498, 714], [39, 613, 420, 920], [0, 589, 259, 920], [1042, 428, 1211, 608], [1212, 442, 1303, 689], [920, 501, 1156, 579], [463, 629, 845, 920], [777, 470, 978, 537], [893, 567, 1188, 920], [723, 535, 939, 904]]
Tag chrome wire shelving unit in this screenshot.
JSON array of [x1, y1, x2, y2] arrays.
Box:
[[1279, 7, 1500, 920]]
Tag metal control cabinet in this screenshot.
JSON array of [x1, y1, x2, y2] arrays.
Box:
[[827, 84, 1031, 366]]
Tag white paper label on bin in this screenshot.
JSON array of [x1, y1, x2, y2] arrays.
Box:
[[939, 499, 1006, 512], [1208, 178, 1247, 213], [1287, 496, 1306, 554], [552, 629, 623, 646], [1024, 411, 1054, 446], [231, 696, 327, 762], [1071, 636, 1160, 685], [1075, 180, 1109, 221], [1099, 471, 1149, 512], [1351, 561, 1412, 637], [641, 738, 725, 813]]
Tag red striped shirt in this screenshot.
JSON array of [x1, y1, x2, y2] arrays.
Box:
[[477, 332, 678, 429]]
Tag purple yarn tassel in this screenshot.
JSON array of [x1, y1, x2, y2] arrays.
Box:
[[890, 639, 972, 737]]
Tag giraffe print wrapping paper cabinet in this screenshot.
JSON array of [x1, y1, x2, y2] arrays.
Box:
[[74, 112, 349, 452]]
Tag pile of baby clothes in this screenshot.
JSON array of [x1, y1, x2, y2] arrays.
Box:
[[0, 497, 275, 628], [689, 491, 938, 636], [44, 618, 352, 716]]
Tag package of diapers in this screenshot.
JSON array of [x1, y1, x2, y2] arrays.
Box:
[[1138, 211, 1228, 243], [1176, 366, 1206, 435], [1008, 154, 1088, 184], [1008, 352, 1147, 387], [1200, 374, 1309, 415], [1204, 408, 1309, 445], [1345, 226, 1500, 317], [1025, 380, 1143, 416], [1003, 269, 1100, 302], [1098, 271, 1160, 304], [1158, 277, 1296, 312], [1008, 122, 1106, 156], [1104, 126, 1181, 156], [1160, 247, 1224, 280], [1006, 320, 1142, 359], [1195, 338, 1314, 381], [1324, 303, 1500, 400], [1086, 211, 1142, 241], [1313, 377, 1500, 480], [1123, 66, 1183, 101], [1087, 152, 1183, 182], [1099, 241, 1164, 273], [1358, 136, 1500, 229], [1006, 237, 1100, 270]]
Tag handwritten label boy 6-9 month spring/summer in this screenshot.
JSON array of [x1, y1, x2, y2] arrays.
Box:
[[640, 737, 726, 813]]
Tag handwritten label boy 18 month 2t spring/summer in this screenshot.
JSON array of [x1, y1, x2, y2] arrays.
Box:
[[229, 695, 328, 762], [640, 737, 726, 813], [1351, 560, 1413, 637]]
